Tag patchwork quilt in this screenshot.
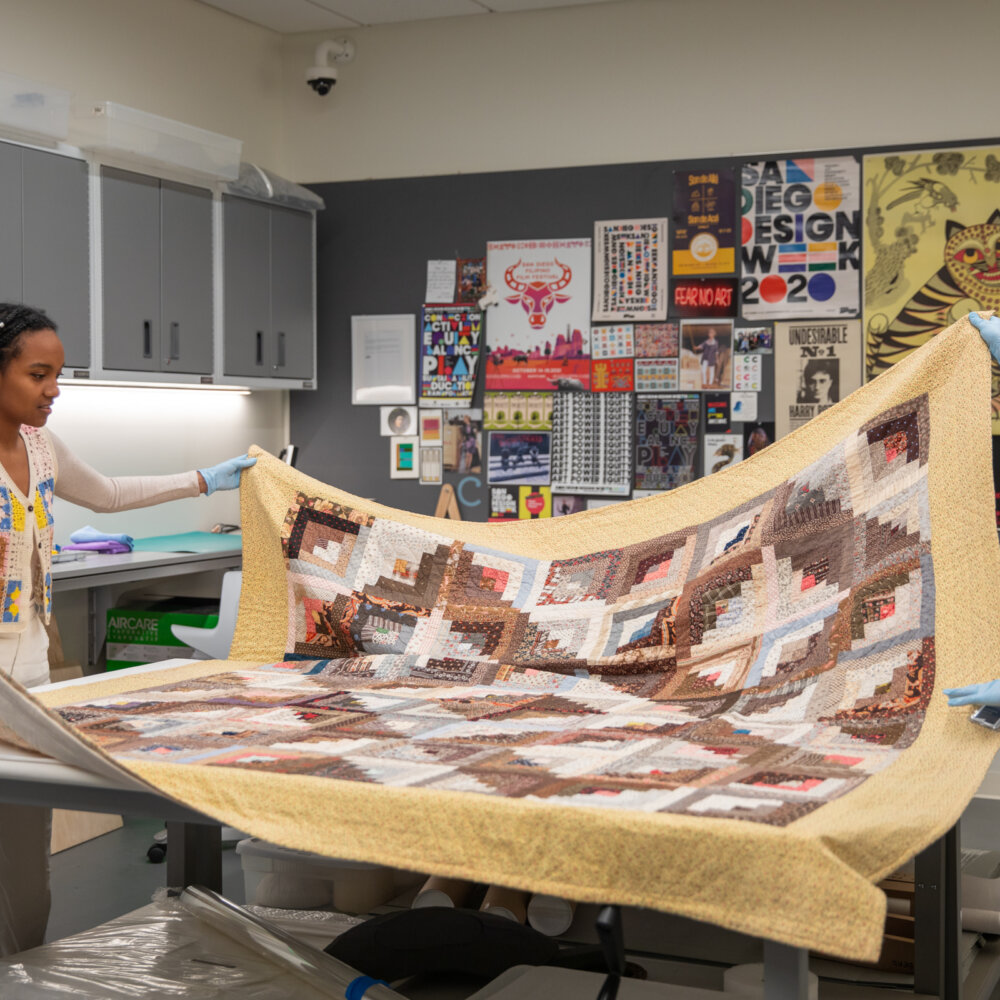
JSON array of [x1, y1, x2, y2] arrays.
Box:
[[20, 318, 1000, 961]]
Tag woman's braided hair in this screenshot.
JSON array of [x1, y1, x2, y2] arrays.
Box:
[[0, 304, 57, 371]]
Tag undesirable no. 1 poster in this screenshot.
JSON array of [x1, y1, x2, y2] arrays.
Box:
[[486, 239, 591, 391], [740, 157, 861, 319]]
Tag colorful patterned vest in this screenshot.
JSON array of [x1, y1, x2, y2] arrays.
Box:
[[0, 427, 56, 629]]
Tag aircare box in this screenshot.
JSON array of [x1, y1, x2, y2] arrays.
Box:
[[105, 596, 219, 670]]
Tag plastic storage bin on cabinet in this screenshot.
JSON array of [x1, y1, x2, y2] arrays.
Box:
[[73, 101, 242, 180], [235, 838, 396, 914]]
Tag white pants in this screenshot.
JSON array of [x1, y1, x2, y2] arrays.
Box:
[[0, 616, 51, 956]]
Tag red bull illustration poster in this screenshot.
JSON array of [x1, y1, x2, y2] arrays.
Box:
[[419, 305, 482, 406], [740, 157, 861, 319], [485, 238, 592, 391], [592, 218, 667, 321], [672, 168, 736, 276]]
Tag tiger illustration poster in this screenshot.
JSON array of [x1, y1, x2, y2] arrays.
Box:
[[863, 145, 1000, 432]]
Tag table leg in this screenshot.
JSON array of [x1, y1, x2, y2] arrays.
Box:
[[166, 821, 222, 892], [763, 941, 809, 1000], [914, 823, 962, 999]]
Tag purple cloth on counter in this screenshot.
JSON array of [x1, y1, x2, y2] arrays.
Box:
[[61, 540, 133, 554]]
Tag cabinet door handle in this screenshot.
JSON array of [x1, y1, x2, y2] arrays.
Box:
[[275, 331, 286, 369], [142, 321, 152, 359], [255, 331, 263, 366], [169, 322, 180, 362]]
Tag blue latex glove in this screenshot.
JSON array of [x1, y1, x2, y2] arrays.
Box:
[[69, 525, 134, 547], [944, 681, 1000, 707], [968, 311, 1000, 365], [198, 455, 256, 496]]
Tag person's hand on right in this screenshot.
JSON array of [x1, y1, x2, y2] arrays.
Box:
[[944, 680, 1000, 707], [968, 311, 1000, 365]]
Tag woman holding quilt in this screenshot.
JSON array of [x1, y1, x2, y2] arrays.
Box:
[[0, 302, 254, 955]]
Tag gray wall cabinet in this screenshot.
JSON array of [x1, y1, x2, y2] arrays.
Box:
[[223, 195, 314, 381], [0, 142, 90, 368], [101, 166, 213, 375]]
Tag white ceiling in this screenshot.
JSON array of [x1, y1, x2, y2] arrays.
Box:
[[196, 0, 621, 32]]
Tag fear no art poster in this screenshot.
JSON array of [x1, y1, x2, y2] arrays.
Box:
[[485, 239, 592, 391], [863, 145, 1000, 433], [741, 157, 861, 319], [419, 305, 482, 406]]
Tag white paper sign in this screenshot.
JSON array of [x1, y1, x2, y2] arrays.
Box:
[[351, 315, 416, 405], [731, 391, 758, 423], [425, 260, 456, 303]]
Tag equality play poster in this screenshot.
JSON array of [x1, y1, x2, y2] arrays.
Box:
[[592, 219, 668, 321], [419, 305, 482, 406], [774, 320, 862, 437], [741, 157, 861, 319], [672, 167, 736, 275], [634, 394, 700, 491], [863, 145, 1000, 432], [551, 393, 633, 496], [486, 238, 592, 391]]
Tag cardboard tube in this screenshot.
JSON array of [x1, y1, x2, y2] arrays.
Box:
[[480, 885, 529, 923], [411, 876, 474, 909], [526, 894, 576, 936]]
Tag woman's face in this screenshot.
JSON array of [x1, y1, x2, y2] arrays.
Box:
[[0, 328, 64, 429]]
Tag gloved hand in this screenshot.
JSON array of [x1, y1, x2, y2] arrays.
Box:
[[944, 681, 1000, 707], [198, 455, 256, 496], [968, 311, 1000, 365]]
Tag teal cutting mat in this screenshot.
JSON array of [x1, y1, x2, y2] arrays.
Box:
[[133, 532, 242, 554]]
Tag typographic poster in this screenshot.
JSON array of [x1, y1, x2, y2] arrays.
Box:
[[634, 394, 700, 491], [863, 145, 1000, 432], [634, 358, 678, 392], [488, 486, 519, 522], [704, 433, 743, 476], [733, 354, 763, 392], [487, 431, 551, 486], [672, 167, 736, 275], [483, 392, 553, 430], [486, 239, 592, 391], [679, 320, 733, 391], [551, 393, 633, 496], [592, 218, 667, 321], [635, 322, 679, 358], [705, 393, 731, 431], [420, 305, 482, 405], [518, 486, 552, 519], [592, 358, 634, 392], [774, 321, 862, 437], [741, 157, 861, 319], [442, 409, 482, 473]]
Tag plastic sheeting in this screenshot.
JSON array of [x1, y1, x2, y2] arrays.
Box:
[[0, 894, 343, 999], [224, 162, 325, 212]]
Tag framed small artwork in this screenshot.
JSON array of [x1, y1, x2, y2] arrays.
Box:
[[390, 436, 420, 479]]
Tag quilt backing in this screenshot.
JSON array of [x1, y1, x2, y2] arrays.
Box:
[[25, 318, 1000, 962]]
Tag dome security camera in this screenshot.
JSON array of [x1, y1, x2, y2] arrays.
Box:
[[307, 39, 355, 96]]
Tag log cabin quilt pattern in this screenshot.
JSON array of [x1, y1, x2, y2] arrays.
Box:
[[28, 318, 1000, 961]]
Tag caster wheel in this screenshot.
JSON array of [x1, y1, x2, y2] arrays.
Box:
[[147, 843, 167, 864]]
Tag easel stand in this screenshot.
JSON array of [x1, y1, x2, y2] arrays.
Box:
[[434, 484, 462, 520]]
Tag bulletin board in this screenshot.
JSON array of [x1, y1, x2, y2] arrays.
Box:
[[295, 136, 1000, 521]]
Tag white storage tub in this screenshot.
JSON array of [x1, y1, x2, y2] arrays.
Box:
[[235, 837, 397, 914]]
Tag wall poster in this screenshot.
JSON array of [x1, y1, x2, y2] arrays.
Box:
[[487, 431, 551, 486], [486, 238, 592, 391], [420, 305, 482, 406], [679, 320, 733, 391], [634, 358, 678, 392], [518, 486, 552, 519], [635, 322, 679, 358], [456, 257, 486, 304], [488, 486, 519, 522], [390, 436, 419, 479], [704, 433, 743, 476], [592, 218, 667, 321], [551, 393, 633, 496], [483, 392, 553, 431], [741, 157, 861, 319], [774, 320, 862, 437], [442, 409, 482, 473], [592, 358, 634, 392], [863, 145, 1000, 432], [634, 394, 700, 491], [672, 167, 736, 275]]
